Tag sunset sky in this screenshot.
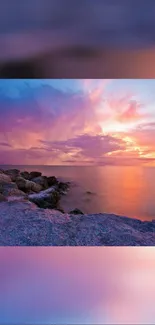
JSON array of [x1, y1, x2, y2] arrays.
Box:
[[0, 79, 155, 166]]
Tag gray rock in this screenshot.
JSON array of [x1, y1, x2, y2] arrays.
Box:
[[0, 182, 26, 197], [0, 173, 12, 183], [28, 188, 61, 209], [32, 176, 49, 189], [29, 171, 42, 180], [16, 177, 42, 193], [20, 171, 30, 180], [0, 202, 155, 246], [4, 169, 20, 182], [47, 176, 58, 187], [58, 181, 69, 194], [69, 208, 84, 215]]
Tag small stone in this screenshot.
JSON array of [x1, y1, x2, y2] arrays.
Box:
[[69, 208, 84, 215]]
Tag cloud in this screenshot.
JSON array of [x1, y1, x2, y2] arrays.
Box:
[[0, 80, 155, 165], [116, 99, 144, 123], [107, 92, 147, 125], [40, 134, 126, 161], [0, 142, 12, 147], [0, 82, 104, 147]]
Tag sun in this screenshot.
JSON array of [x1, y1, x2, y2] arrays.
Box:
[[100, 121, 131, 133]]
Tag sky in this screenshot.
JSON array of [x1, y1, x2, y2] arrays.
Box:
[[0, 247, 155, 324], [1, 79, 155, 166]]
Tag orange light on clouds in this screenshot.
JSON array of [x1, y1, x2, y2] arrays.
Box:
[[1, 79, 155, 166]]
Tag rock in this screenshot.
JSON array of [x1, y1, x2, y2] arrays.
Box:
[[29, 189, 61, 209], [70, 208, 84, 215], [0, 203, 155, 245], [57, 207, 65, 213], [0, 169, 4, 174], [32, 176, 49, 189], [47, 176, 58, 187], [16, 177, 42, 193], [4, 169, 20, 182], [0, 173, 12, 183], [57, 181, 69, 194], [86, 191, 96, 195], [20, 171, 30, 180], [29, 171, 42, 180], [0, 194, 7, 202], [0, 181, 26, 197]]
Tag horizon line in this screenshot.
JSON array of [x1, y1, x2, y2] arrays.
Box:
[[0, 164, 155, 168]]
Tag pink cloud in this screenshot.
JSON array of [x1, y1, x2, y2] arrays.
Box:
[[0, 81, 155, 165]]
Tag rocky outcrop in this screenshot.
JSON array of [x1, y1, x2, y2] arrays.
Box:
[[29, 171, 42, 180], [0, 182, 26, 197], [47, 176, 58, 187], [0, 201, 154, 246], [16, 177, 43, 193], [0, 173, 12, 183], [31, 176, 49, 189], [4, 169, 20, 182], [28, 187, 61, 209], [0, 168, 70, 212], [58, 181, 70, 194], [20, 171, 30, 180]]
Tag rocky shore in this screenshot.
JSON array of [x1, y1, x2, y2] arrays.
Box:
[[0, 168, 70, 211], [0, 168, 155, 246]]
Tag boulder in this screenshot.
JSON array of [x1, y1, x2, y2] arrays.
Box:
[[0, 173, 12, 183], [20, 171, 30, 180], [29, 171, 42, 180], [29, 189, 61, 209], [0, 181, 25, 196], [0, 193, 7, 202], [16, 177, 42, 193], [47, 176, 58, 187], [32, 176, 49, 189], [70, 208, 84, 215], [4, 169, 20, 182], [0, 169, 4, 174], [86, 191, 93, 194], [58, 181, 69, 194]]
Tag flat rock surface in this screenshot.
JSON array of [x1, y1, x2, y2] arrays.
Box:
[[0, 201, 155, 246]]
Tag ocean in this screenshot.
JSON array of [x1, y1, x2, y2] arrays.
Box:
[[1, 165, 155, 221]]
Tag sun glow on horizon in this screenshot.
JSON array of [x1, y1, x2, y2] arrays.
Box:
[[0, 79, 155, 166]]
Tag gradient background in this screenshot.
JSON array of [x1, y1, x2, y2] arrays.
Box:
[[1, 0, 155, 77], [0, 247, 155, 324]]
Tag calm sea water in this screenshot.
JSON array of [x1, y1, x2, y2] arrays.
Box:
[[1, 165, 155, 221]]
